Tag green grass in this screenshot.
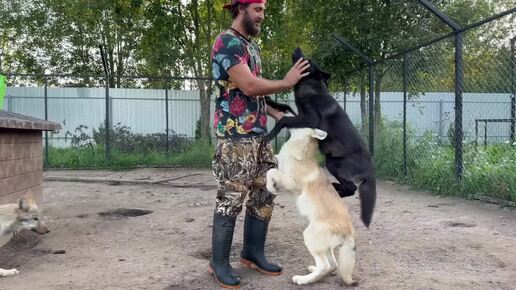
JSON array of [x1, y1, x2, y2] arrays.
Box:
[[46, 127, 516, 203], [407, 145, 516, 202], [47, 140, 214, 170], [374, 121, 516, 202], [169, 140, 214, 167]]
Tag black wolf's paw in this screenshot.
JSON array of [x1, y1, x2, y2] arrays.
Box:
[[283, 106, 297, 116], [333, 182, 356, 198]]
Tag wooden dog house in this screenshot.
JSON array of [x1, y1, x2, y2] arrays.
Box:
[[0, 110, 61, 205]]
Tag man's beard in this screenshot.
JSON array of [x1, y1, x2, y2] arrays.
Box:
[[243, 10, 260, 37]]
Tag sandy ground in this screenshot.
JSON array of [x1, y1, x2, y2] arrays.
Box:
[[0, 168, 515, 290]]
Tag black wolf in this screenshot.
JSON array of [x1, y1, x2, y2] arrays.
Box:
[[265, 47, 376, 227]]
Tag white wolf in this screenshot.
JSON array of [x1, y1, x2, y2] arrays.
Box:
[[266, 128, 357, 286]]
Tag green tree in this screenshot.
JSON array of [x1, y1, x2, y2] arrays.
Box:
[[139, 0, 229, 141]]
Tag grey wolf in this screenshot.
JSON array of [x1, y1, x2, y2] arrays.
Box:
[[265, 47, 376, 227], [266, 127, 358, 286], [0, 196, 49, 277]]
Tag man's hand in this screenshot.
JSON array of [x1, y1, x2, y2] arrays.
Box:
[[226, 58, 310, 97], [283, 58, 310, 88]]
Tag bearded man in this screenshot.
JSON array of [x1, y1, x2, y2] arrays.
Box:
[[209, 0, 310, 288]]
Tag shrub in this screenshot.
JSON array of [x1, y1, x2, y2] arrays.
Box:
[[92, 122, 192, 154], [374, 120, 516, 202]]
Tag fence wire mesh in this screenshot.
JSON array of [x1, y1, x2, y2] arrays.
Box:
[[461, 22, 515, 200], [4, 75, 216, 168], [342, 15, 515, 202]]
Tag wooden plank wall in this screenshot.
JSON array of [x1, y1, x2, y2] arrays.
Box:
[[0, 129, 43, 205]]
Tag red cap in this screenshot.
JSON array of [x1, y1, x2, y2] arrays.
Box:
[[223, 0, 266, 10]]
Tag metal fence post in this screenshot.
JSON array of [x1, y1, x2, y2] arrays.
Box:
[[44, 76, 49, 168], [368, 65, 375, 156], [511, 37, 515, 143], [274, 93, 279, 151], [7, 91, 12, 111], [105, 75, 111, 163], [416, 0, 463, 181], [484, 120, 488, 147], [109, 90, 113, 136], [475, 120, 479, 148], [403, 54, 408, 179], [454, 32, 464, 181], [165, 80, 170, 159], [439, 99, 444, 145], [343, 78, 348, 113]]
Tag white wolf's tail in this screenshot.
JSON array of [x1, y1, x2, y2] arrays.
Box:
[[337, 236, 357, 286]]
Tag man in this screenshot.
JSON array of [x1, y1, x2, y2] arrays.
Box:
[[209, 0, 310, 288]]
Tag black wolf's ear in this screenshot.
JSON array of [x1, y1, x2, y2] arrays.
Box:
[[313, 62, 331, 81], [320, 69, 331, 81], [292, 47, 305, 63]]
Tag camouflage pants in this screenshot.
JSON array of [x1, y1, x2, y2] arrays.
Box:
[[212, 137, 277, 221]]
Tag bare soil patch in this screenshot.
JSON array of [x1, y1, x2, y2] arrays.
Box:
[[0, 168, 514, 289]]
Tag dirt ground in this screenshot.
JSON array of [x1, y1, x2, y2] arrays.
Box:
[[0, 168, 515, 290]]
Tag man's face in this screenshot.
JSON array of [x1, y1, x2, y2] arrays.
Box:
[[241, 3, 265, 37]]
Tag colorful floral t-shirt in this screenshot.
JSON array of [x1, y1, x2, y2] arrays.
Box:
[[211, 28, 268, 139]]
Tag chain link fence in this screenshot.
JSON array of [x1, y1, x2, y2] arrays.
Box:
[[3, 75, 215, 168], [341, 11, 515, 203]]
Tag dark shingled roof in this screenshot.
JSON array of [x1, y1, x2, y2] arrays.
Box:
[[0, 110, 61, 131]]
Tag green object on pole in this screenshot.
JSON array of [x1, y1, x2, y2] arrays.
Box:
[[0, 75, 6, 110]]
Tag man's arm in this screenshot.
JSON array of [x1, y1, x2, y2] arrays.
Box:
[[227, 58, 310, 97]]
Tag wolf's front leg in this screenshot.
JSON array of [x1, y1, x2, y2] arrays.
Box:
[[0, 268, 19, 277], [266, 169, 280, 193], [266, 169, 300, 194]]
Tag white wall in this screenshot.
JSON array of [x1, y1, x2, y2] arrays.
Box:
[[3, 87, 513, 147]]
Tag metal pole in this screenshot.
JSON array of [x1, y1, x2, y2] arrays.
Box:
[[7, 91, 12, 111], [343, 78, 348, 113], [454, 32, 464, 180], [165, 82, 170, 159], [511, 37, 515, 143], [274, 94, 279, 151], [99, 45, 111, 163], [368, 65, 375, 156], [44, 77, 49, 169], [105, 75, 111, 163], [475, 120, 478, 148], [403, 54, 408, 179], [416, 0, 461, 30], [484, 120, 488, 147], [109, 92, 113, 134], [439, 99, 444, 145], [332, 34, 374, 63], [416, 0, 464, 181]]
